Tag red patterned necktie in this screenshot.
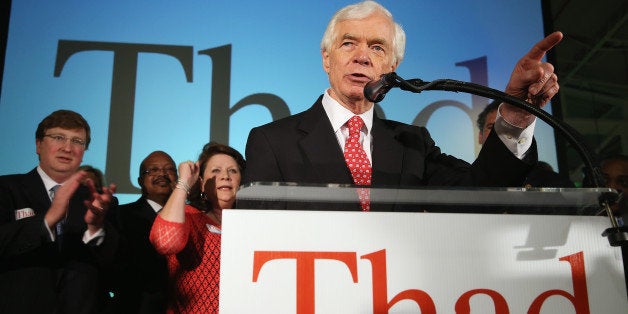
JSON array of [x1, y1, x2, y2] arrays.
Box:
[[343, 116, 372, 211]]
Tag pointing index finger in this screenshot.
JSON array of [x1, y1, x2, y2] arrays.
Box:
[[526, 31, 563, 61]]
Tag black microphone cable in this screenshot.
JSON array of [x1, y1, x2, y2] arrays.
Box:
[[364, 72, 626, 246]]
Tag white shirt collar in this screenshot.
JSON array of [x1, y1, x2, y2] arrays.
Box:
[[321, 89, 374, 133], [37, 166, 62, 196], [145, 198, 163, 213]]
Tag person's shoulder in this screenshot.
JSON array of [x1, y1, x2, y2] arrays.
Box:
[[253, 107, 315, 131], [379, 117, 410, 128], [251, 96, 323, 132], [118, 197, 145, 210], [0, 173, 21, 184], [116, 198, 155, 224], [378, 117, 428, 135], [0, 168, 36, 186], [374, 117, 436, 151], [184, 204, 203, 215], [254, 112, 304, 130], [184, 205, 212, 225]]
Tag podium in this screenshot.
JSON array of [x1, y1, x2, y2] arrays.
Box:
[[220, 183, 627, 313]]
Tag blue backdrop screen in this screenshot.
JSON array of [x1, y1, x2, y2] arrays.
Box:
[[0, 0, 555, 203]]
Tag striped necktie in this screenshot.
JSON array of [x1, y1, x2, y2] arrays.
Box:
[[50, 185, 66, 239]]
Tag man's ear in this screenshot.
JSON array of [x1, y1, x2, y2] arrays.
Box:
[[390, 59, 399, 72], [322, 49, 330, 74], [35, 139, 42, 156]]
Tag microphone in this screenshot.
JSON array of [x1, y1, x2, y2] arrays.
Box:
[[364, 73, 397, 102]]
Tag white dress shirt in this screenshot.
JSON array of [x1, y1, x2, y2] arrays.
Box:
[[322, 91, 374, 164], [321, 90, 535, 161]]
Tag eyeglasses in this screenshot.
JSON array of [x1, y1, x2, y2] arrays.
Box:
[[142, 167, 177, 176], [44, 134, 86, 149]]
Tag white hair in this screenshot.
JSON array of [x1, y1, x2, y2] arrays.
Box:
[[320, 1, 406, 64]]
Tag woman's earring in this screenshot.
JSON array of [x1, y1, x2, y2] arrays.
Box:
[[200, 192, 206, 200]]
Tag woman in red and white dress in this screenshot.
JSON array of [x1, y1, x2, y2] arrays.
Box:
[[149, 142, 245, 313]]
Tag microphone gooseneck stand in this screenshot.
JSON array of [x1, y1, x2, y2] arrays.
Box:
[[364, 72, 627, 246]]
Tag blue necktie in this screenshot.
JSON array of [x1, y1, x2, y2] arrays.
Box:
[[50, 185, 66, 241]]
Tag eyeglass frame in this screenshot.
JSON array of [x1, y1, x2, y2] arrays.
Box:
[[142, 167, 177, 176], [43, 134, 87, 149]]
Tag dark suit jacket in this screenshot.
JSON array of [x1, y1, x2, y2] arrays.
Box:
[[0, 168, 119, 314], [524, 164, 574, 189], [243, 96, 536, 211], [111, 196, 168, 314], [509, 164, 577, 215]]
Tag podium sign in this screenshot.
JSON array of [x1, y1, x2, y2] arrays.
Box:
[[220, 210, 627, 313]]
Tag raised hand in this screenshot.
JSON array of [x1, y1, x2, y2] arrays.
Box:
[[44, 171, 87, 228], [502, 31, 563, 128], [83, 177, 117, 230], [178, 160, 200, 189]]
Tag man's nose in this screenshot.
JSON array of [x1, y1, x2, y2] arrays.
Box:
[[60, 139, 73, 151], [353, 45, 371, 66]]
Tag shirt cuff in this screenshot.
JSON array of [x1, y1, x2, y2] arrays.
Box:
[[494, 104, 535, 159], [43, 220, 55, 241], [83, 228, 106, 246]]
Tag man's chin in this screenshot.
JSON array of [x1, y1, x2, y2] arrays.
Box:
[[51, 164, 80, 174], [152, 187, 173, 194]]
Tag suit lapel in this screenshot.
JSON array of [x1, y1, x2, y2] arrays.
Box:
[[371, 115, 404, 186], [297, 100, 354, 184], [22, 169, 53, 215], [294, 101, 406, 186], [139, 198, 158, 220]]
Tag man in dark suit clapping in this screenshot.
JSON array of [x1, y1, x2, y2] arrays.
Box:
[[0, 109, 118, 314]]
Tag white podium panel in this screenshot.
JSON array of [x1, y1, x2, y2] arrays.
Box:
[[220, 210, 627, 313]]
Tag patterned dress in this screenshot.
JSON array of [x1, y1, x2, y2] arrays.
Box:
[[150, 205, 221, 313]]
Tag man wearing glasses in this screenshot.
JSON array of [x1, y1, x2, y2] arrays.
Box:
[[0, 109, 118, 313], [111, 151, 177, 313]]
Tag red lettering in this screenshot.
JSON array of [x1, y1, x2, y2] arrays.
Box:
[[250, 250, 594, 313], [252, 251, 358, 314], [528, 251, 590, 314], [362, 249, 436, 314], [455, 289, 509, 314]]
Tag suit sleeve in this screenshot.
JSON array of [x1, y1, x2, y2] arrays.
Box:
[[416, 126, 536, 187], [91, 197, 122, 266], [0, 181, 55, 266], [471, 127, 537, 186], [243, 126, 284, 185]]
